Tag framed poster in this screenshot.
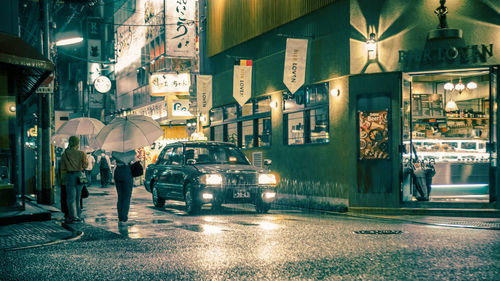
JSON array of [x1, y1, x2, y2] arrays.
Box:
[[359, 110, 389, 160]]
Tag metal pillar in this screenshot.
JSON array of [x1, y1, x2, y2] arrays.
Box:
[[38, 0, 54, 204]]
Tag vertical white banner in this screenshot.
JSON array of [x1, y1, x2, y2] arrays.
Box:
[[166, 0, 196, 57], [197, 75, 212, 114], [233, 61, 252, 106], [283, 38, 308, 94]]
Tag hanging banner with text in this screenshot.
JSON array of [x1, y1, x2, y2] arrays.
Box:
[[197, 75, 212, 114], [283, 38, 308, 94], [233, 60, 253, 106], [166, 0, 196, 57]]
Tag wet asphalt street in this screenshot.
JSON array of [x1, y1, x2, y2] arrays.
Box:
[[1, 184, 499, 280]]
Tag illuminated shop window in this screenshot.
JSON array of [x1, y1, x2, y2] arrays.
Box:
[[258, 117, 271, 147], [242, 120, 254, 148], [227, 123, 238, 146], [212, 125, 223, 142], [210, 96, 271, 148], [284, 83, 329, 145]]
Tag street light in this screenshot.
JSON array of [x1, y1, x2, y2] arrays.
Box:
[[55, 36, 83, 46]]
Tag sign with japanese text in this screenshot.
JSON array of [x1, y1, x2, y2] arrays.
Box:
[[150, 72, 190, 96], [166, 0, 196, 57], [233, 60, 252, 106], [196, 75, 212, 114], [359, 110, 389, 160], [283, 38, 308, 94]]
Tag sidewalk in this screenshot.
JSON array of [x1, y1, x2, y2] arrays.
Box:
[[0, 201, 79, 251]]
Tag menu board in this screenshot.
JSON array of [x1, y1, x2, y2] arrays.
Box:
[[359, 110, 389, 160]]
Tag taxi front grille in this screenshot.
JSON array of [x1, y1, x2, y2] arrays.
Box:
[[224, 173, 257, 187]]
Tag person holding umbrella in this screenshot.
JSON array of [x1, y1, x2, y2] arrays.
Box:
[[60, 136, 88, 223], [96, 115, 163, 224], [111, 150, 136, 223]]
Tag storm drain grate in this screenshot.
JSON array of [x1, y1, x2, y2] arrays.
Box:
[[354, 230, 403, 235]]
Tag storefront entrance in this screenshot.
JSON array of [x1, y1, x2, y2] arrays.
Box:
[[402, 68, 497, 203]]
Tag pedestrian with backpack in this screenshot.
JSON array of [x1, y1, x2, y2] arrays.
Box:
[[97, 152, 111, 187]]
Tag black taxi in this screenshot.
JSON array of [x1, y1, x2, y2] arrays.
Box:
[[144, 141, 278, 215]]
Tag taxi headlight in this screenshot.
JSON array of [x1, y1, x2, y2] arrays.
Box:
[[200, 174, 222, 185], [258, 173, 277, 185]]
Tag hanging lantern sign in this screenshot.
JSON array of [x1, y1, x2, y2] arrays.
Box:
[[150, 72, 191, 96], [283, 38, 308, 94], [197, 75, 212, 114], [233, 60, 252, 106]]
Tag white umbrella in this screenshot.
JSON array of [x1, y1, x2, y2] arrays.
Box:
[[54, 117, 105, 136], [51, 134, 100, 152], [96, 115, 163, 152]]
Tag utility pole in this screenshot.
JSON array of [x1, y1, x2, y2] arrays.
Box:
[[38, 0, 54, 204]]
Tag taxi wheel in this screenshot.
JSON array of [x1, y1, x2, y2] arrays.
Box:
[[255, 200, 271, 214], [185, 186, 201, 215], [152, 185, 165, 208]]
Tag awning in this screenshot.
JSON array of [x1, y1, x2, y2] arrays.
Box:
[[0, 32, 54, 100]]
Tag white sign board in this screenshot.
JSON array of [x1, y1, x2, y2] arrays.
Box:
[[197, 75, 212, 114], [172, 99, 193, 117], [283, 38, 308, 94], [166, 0, 196, 57], [233, 60, 252, 106], [150, 72, 190, 96]]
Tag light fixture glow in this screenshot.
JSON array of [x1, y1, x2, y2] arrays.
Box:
[[366, 33, 377, 60], [445, 100, 458, 112], [270, 100, 278, 109], [9, 105, 16, 112], [330, 89, 340, 97], [454, 81, 465, 92], [444, 82, 454, 91], [466, 82, 477, 89], [55, 37, 83, 46]]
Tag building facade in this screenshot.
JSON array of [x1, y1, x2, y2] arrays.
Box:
[[204, 0, 500, 209]]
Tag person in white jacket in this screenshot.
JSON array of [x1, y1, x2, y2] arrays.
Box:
[[85, 152, 95, 184]]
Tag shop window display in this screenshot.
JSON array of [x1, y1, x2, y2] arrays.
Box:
[[402, 69, 493, 202]]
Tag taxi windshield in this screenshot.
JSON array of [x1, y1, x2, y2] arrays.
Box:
[[184, 145, 250, 165]]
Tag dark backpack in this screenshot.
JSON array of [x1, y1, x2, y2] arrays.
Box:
[[100, 156, 109, 170]]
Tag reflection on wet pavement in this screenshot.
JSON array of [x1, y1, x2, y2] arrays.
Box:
[[81, 185, 289, 239]]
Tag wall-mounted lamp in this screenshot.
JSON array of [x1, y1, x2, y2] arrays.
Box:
[[366, 33, 377, 60], [330, 88, 340, 97], [9, 105, 16, 112], [200, 115, 207, 122], [270, 100, 278, 109]]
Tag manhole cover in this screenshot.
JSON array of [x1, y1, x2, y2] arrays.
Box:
[[354, 230, 403, 235]]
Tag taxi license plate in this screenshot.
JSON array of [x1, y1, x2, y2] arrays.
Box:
[[233, 189, 250, 198]]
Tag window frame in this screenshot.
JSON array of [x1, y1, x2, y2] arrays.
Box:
[[283, 83, 330, 146], [209, 96, 272, 149]]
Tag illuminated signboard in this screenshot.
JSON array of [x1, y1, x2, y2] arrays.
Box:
[[172, 99, 193, 117], [150, 72, 190, 96]]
